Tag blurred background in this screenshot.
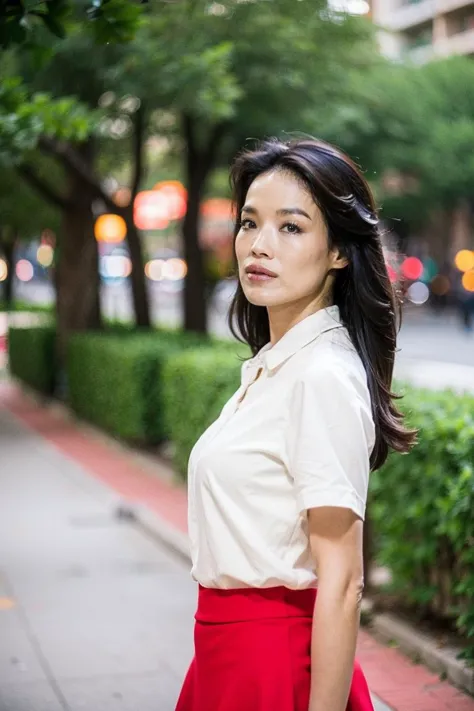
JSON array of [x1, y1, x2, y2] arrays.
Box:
[[1, 2, 474, 711]]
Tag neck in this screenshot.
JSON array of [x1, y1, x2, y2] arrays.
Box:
[[267, 296, 334, 345]]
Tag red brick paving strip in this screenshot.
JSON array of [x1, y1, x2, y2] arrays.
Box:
[[1, 380, 473, 711]]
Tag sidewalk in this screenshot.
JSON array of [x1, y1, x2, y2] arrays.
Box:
[[1, 380, 474, 711]]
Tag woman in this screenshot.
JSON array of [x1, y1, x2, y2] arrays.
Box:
[[175, 138, 416, 711]]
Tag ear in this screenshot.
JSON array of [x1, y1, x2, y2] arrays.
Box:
[[329, 247, 349, 271]]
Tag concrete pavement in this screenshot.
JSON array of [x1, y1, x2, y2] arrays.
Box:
[[0, 408, 196, 710], [0, 394, 399, 710]]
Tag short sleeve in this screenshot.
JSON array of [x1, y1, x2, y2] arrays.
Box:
[[287, 362, 375, 521]]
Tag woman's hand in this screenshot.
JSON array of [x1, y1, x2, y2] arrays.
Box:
[[307, 505, 364, 711]]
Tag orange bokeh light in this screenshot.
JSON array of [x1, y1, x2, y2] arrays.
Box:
[[462, 270, 474, 292], [200, 198, 234, 221], [454, 250, 474, 273], [95, 214, 127, 243]]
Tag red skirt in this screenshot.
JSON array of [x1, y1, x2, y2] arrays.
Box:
[[175, 584, 374, 711]]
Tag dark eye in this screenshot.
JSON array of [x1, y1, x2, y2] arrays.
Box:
[[282, 222, 302, 234], [240, 218, 256, 230]]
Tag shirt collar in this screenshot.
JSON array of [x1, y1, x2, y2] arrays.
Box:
[[242, 305, 342, 383]]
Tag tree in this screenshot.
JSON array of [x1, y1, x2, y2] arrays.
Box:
[[315, 56, 474, 252], [0, 6, 152, 354], [111, 0, 378, 332], [0, 165, 58, 309], [0, 0, 142, 49], [2, 0, 379, 341]]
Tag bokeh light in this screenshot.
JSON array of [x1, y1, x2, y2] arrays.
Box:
[[95, 214, 127, 243], [41, 228, 56, 246], [421, 257, 438, 283], [454, 249, 474, 273], [145, 259, 165, 281], [462, 270, 474, 293], [401, 256, 423, 281], [163, 258, 187, 281], [430, 274, 450, 296], [99, 255, 132, 279], [37, 244, 54, 268], [200, 198, 234, 221], [153, 181, 187, 221], [145, 258, 187, 281], [114, 187, 132, 207], [16, 259, 34, 282], [0, 259, 7, 282], [407, 281, 430, 305], [134, 191, 169, 230]]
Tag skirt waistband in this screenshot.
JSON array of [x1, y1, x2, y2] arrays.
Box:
[[195, 584, 317, 623]]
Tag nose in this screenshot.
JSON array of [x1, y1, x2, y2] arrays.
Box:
[[250, 226, 274, 258]]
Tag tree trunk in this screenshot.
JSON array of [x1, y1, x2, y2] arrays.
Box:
[[181, 116, 228, 334], [124, 209, 151, 328], [182, 168, 207, 333], [2, 236, 14, 310], [56, 141, 101, 366]]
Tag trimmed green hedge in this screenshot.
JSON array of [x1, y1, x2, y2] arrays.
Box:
[[8, 322, 474, 662], [66, 329, 207, 443], [162, 347, 247, 476], [8, 325, 56, 395], [370, 386, 474, 664], [163, 352, 474, 662]]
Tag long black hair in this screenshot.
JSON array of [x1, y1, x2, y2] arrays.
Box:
[[228, 137, 417, 470]]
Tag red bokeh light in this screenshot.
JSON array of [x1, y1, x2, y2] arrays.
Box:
[[401, 256, 423, 281], [134, 191, 169, 230], [153, 181, 188, 221], [200, 198, 234, 221]]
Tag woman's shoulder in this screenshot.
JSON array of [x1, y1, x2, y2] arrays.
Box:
[[298, 327, 370, 402]]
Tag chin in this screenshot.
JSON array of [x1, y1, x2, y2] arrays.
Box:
[[242, 286, 284, 308]]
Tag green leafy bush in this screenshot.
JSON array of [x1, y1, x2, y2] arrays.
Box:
[[162, 345, 248, 477], [66, 329, 206, 443], [370, 386, 474, 664], [8, 325, 56, 395]]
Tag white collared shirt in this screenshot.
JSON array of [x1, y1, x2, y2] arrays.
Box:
[[187, 306, 376, 590]]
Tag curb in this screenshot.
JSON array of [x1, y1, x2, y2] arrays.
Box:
[[7, 379, 474, 702], [366, 607, 474, 697], [130, 504, 191, 566]]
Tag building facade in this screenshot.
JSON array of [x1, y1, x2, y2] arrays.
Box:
[[372, 0, 474, 63]]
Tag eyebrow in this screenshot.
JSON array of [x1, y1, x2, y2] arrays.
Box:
[[241, 205, 312, 221]]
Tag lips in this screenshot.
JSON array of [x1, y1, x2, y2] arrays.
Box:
[[245, 264, 278, 281]]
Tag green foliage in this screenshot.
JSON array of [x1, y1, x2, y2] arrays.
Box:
[[0, 0, 69, 49], [66, 328, 207, 443], [8, 324, 56, 394], [370, 386, 474, 664], [0, 76, 97, 165], [0, 164, 59, 237], [0, 0, 142, 50], [320, 56, 474, 225], [162, 344, 247, 476], [0, 300, 53, 313]]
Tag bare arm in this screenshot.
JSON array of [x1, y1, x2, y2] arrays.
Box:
[[307, 505, 365, 711]]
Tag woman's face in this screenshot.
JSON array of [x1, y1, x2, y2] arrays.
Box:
[[235, 169, 346, 311]]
